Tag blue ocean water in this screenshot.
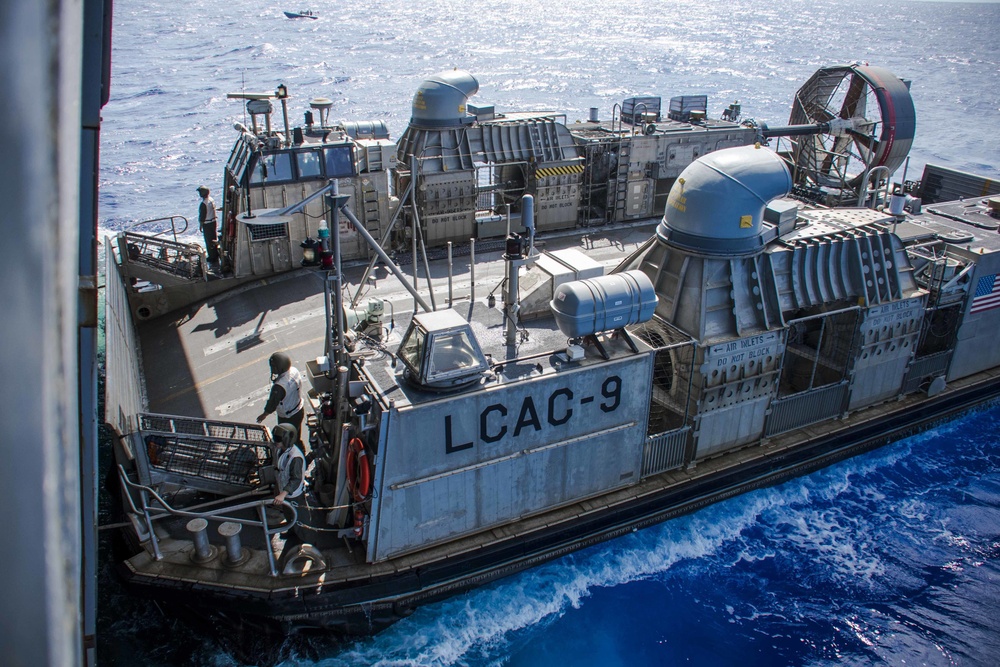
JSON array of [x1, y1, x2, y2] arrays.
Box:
[[97, 0, 1000, 665]]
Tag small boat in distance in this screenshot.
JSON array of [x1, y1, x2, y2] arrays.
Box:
[[284, 9, 318, 19]]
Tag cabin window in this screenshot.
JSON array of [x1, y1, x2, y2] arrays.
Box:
[[296, 150, 323, 180], [323, 145, 355, 178], [249, 152, 294, 184], [398, 327, 426, 375], [427, 331, 481, 376]]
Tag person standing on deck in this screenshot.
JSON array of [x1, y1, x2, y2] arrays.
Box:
[[257, 352, 305, 446], [197, 185, 220, 265], [270, 423, 305, 505]]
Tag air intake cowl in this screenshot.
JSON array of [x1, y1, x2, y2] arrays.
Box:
[[408, 70, 479, 129], [658, 145, 792, 255]]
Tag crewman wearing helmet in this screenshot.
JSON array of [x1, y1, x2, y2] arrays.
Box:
[[270, 423, 305, 505], [256, 351, 305, 445]]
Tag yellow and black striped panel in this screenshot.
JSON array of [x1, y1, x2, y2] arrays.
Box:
[[535, 164, 585, 179]]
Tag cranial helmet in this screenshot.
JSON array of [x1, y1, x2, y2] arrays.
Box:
[[272, 423, 297, 448], [269, 352, 292, 375]]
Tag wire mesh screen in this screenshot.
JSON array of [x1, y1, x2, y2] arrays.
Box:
[[140, 414, 269, 441], [247, 221, 288, 242], [630, 318, 696, 434], [122, 232, 206, 280], [139, 414, 271, 487], [778, 309, 858, 396]]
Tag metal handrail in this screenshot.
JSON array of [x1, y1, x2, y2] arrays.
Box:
[[126, 215, 191, 244], [858, 166, 891, 208], [119, 231, 209, 282], [117, 464, 298, 576]]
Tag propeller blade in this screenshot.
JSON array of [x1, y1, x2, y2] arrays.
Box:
[[841, 73, 868, 119], [821, 133, 853, 177]]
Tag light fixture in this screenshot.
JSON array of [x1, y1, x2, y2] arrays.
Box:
[[276, 83, 288, 99], [300, 237, 320, 266]]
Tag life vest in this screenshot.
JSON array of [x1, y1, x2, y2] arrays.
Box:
[[276, 445, 306, 499], [275, 367, 304, 418], [199, 196, 217, 225]]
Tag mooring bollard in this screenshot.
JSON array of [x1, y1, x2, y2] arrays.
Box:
[[186, 517, 216, 562], [218, 521, 247, 566]]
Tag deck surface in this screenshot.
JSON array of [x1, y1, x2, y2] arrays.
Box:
[[139, 223, 657, 423], [127, 205, 1000, 604]]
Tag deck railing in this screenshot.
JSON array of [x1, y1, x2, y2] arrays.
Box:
[[117, 465, 297, 577], [119, 231, 209, 282]]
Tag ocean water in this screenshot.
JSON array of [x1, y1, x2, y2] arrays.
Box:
[[97, 0, 1000, 665]]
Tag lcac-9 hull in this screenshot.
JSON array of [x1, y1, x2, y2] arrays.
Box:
[[104, 65, 1000, 660], [364, 314, 654, 561]]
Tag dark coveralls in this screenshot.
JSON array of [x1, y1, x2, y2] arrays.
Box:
[[199, 195, 220, 263]]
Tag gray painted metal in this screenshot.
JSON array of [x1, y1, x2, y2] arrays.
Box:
[[765, 382, 850, 437], [950, 250, 1000, 380], [642, 428, 690, 476], [847, 297, 925, 410], [80, 0, 111, 661], [657, 146, 792, 255], [337, 202, 433, 312], [787, 64, 916, 190], [406, 70, 479, 129], [104, 250, 148, 433], [131, 414, 270, 493], [694, 394, 771, 458], [902, 351, 952, 394], [919, 164, 1000, 205], [0, 0, 93, 664], [550, 270, 658, 338], [369, 353, 653, 561]]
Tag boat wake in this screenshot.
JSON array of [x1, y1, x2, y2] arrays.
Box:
[[279, 409, 1000, 667]]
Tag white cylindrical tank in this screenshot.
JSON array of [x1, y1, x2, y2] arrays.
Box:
[[550, 270, 658, 338]]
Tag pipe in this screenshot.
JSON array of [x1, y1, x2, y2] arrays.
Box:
[[327, 182, 348, 367], [415, 205, 437, 310], [412, 207, 419, 313], [447, 241, 453, 307], [470, 238, 476, 302], [337, 204, 432, 312], [351, 177, 414, 307], [505, 255, 518, 346], [522, 194, 535, 256], [759, 122, 828, 138]]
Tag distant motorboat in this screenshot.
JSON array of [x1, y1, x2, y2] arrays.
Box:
[[284, 10, 318, 19]]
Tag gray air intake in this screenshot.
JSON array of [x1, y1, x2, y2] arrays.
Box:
[[657, 145, 792, 255], [408, 69, 479, 129]]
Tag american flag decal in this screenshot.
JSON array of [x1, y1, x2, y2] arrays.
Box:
[[971, 274, 1000, 314]]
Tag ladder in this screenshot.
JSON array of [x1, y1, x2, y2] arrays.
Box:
[[609, 139, 632, 222]]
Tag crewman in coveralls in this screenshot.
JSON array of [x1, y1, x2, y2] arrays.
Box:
[[197, 185, 220, 264], [256, 352, 305, 446]]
